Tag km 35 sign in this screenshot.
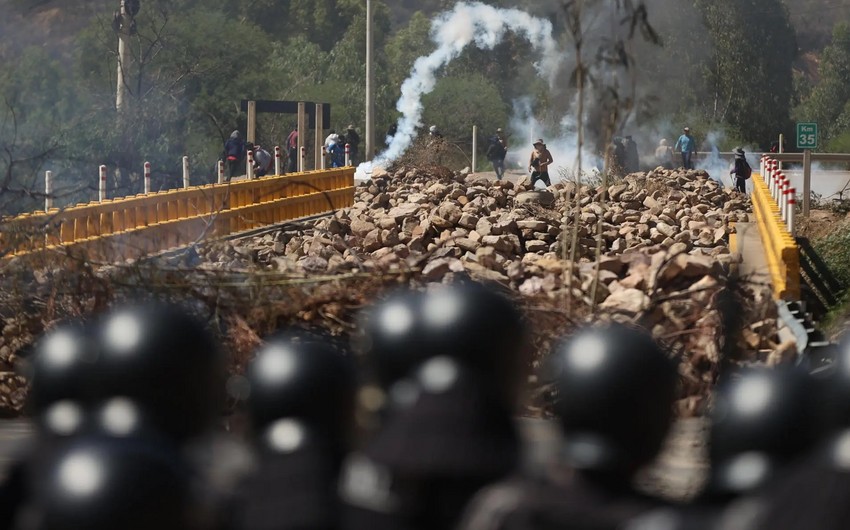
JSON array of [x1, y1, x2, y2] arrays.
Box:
[[797, 123, 818, 149]]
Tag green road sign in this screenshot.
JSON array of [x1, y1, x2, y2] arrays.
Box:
[[797, 122, 818, 149]]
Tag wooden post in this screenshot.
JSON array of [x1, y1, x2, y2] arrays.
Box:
[[247, 100, 257, 143], [297, 102, 307, 173], [314, 103, 324, 170]]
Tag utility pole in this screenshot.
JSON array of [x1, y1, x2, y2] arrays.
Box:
[[365, 0, 375, 162], [113, 0, 139, 115]]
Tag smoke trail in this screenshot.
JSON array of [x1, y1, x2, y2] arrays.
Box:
[[365, 1, 560, 172]]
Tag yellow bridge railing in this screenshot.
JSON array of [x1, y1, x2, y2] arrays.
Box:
[[1, 168, 354, 263], [751, 172, 800, 300]]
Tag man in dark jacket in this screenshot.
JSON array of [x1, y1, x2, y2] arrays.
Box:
[[729, 147, 751, 193], [345, 125, 361, 165], [224, 130, 246, 179], [487, 128, 508, 180]]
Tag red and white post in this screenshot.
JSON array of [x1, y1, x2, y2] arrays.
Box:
[[247, 149, 255, 180], [321, 146, 327, 170], [182, 156, 190, 188], [778, 174, 788, 221], [344, 143, 351, 167], [99, 165, 107, 202], [787, 187, 796, 235], [300, 146, 306, 172], [274, 146, 282, 175], [217, 160, 224, 184], [144, 161, 151, 193], [45, 170, 53, 211]]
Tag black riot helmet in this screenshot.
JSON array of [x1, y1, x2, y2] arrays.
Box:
[[417, 282, 527, 399], [246, 333, 356, 443], [27, 320, 99, 413], [22, 436, 195, 530], [815, 338, 850, 434], [706, 365, 816, 496], [94, 302, 224, 441], [360, 283, 526, 401], [359, 288, 429, 390], [545, 323, 677, 475]]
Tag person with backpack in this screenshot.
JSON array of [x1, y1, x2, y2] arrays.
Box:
[[730, 147, 752, 193], [486, 128, 508, 180], [224, 130, 246, 180]]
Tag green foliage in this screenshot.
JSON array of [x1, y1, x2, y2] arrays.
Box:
[[814, 218, 850, 288], [421, 75, 509, 143], [798, 23, 850, 145], [695, 0, 796, 146]]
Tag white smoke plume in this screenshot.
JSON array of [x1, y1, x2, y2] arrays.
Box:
[[362, 1, 560, 174]]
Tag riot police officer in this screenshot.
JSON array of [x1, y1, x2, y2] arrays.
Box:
[[459, 322, 679, 529], [233, 333, 357, 530], [341, 282, 528, 530]]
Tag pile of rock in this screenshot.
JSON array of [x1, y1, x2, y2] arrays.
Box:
[[199, 165, 748, 294], [190, 165, 780, 413]]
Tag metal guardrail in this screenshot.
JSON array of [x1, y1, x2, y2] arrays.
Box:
[[0, 168, 355, 262], [751, 171, 800, 300]]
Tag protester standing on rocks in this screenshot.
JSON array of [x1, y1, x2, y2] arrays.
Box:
[[487, 128, 509, 180], [655, 138, 674, 169], [674, 127, 697, 170], [529, 139, 554, 188], [729, 147, 751, 193], [624, 135, 640, 173]]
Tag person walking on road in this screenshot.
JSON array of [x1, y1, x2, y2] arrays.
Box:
[[487, 128, 508, 180], [286, 126, 298, 173], [528, 139, 554, 188], [674, 126, 697, 170], [729, 147, 752, 193]]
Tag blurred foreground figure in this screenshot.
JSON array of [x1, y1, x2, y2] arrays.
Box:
[[15, 435, 197, 530], [459, 323, 678, 530], [2, 302, 233, 529], [341, 282, 528, 530], [0, 320, 98, 527], [743, 341, 850, 530], [627, 365, 817, 530], [233, 334, 356, 530]]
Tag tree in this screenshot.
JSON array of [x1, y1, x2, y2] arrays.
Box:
[[798, 23, 850, 145], [696, 0, 796, 145], [420, 75, 509, 142]]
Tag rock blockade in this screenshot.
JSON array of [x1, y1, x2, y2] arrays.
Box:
[[195, 165, 783, 415]]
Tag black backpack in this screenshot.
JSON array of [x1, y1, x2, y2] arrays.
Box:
[[737, 158, 752, 180]]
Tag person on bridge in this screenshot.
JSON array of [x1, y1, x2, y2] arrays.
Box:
[[287, 126, 298, 173], [729, 147, 752, 193], [345, 124, 361, 166], [487, 128, 509, 180], [674, 127, 697, 170], [253, 144, 272, 177], [224, 130, 246, 179], [529, 139, 554, 188]]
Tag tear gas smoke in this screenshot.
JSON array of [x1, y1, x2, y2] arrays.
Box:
[[356, 1, 561, 178]]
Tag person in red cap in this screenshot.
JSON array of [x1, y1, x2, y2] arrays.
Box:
[[528, 139, 554, 188]]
